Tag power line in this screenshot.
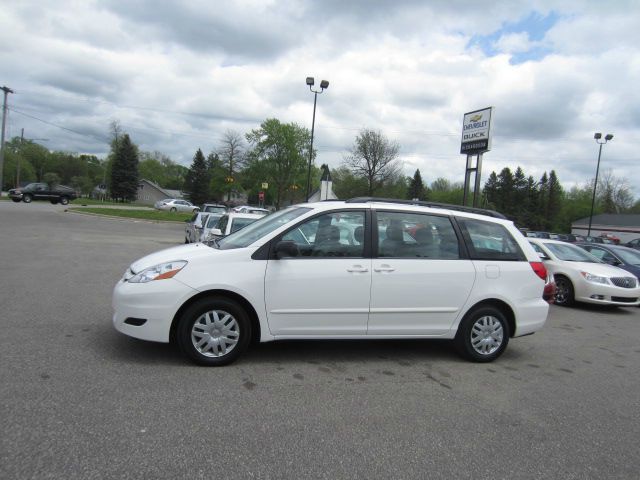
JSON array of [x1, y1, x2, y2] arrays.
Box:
[[8, 107, 109, 142]]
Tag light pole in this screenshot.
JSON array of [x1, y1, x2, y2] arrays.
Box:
[[587, 132, 613, 236], [305, 77, 329, 201]]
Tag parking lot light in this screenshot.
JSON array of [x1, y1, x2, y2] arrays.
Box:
[[587, 132, 614, 236]]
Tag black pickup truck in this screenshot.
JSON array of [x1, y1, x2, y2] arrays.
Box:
[[9, 182, 78, 205]]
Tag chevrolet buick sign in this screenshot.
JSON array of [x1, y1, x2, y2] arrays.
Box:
[[460, 107, 493, 154]]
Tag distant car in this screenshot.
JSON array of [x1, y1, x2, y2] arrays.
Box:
[[575, 243, 640, 280], [534, 232, 551, 239], [184, 212, 210, 244], [8, 182, 78, 205], [599, 233, 620, 245], [529, 238, 640, 307], [154, 199, 199, 213], [625, 238, 640, 250], [234, 206, 269, 215], [200, 213, 224, 242], [203, 212, 264, 242], [584, 236, 607, 244], [201, 204, 227, 214]]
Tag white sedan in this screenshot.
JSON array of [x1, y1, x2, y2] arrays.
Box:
[[154, 198, 199, 213], [529, 239, 640, 307]]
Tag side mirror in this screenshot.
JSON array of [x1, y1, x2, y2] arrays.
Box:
[[538, 252, 549, 260], [211, 228, 222, 236], [275, 240, 299, 259]]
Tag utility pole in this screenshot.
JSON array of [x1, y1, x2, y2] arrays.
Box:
[[0, 86, 14, 196], [17, 128, 23, 187]]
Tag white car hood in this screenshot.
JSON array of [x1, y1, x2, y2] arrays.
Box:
[[130, 243, 216, 273], [562, 261, 632, 278]]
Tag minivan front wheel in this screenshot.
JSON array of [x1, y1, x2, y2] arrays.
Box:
[[455, 306, 509, 362], [177, 297, 251, 366]]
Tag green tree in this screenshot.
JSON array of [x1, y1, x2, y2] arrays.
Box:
[[110, 133, 139, 201], [343, 129, 401, 195], [546, 170, 564, 230], [183, 148, 210, 206], [407, 169, 426, 200], [332, 166, 369, 199], [245, 118, 311, 210], [429, 177, 464, 204]]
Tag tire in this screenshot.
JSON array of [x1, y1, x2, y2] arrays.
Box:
[[170, 207, 177, 212], [50, 199, 59, 204], [554, 275, 575, 307], [11, 198, 21, 203], [59, 196, 69, 205], [23, 194, 33, 203], [455, 306, 510, 362], [176, 297, 251, 366]]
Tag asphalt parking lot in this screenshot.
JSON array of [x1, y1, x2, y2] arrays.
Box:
[[1, 201, 639, 479]]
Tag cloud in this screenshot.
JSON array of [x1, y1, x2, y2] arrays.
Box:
[[1, 0, 639, 195]]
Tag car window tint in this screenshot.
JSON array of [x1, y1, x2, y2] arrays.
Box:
[[376, 211, 459, 259], [281, 211, 365, 258], [459, 218, 524, 261], [230, 218, 257, 233]]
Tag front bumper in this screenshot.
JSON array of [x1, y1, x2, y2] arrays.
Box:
[[8, 191, 23, 200], [112, 276, 198, 342], [575, 281, 640, 306]]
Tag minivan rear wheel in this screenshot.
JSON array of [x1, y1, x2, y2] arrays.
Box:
[[177, 297, 251, 366], [455, 306, 509, 362]]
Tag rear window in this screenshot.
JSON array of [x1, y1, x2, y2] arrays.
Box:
[[458, 218, 525, 261]]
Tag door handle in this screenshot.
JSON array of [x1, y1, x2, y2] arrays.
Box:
[[374, 265, 395, 273], [347, 265, 369, 273]]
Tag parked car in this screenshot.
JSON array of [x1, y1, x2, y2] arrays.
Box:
[[201, 203, 227, 214], [234, 206, 269, 215], [528, 238, 640, 307], [204, 212, 264, 242], [154, 199, 199, 213], [534, 231, 551, 239], [8, 182, 78, 205], [625, 238, 640, 250], [113, 198, 550, 366], [599, 233, 621, 245], [184, 212, 210, 244], [584, 236, 607, 244], [575, 243, 640, 280], [200, 213, 224, 242]]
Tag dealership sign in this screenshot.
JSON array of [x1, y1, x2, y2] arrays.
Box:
[[460, 107, 493, 154]]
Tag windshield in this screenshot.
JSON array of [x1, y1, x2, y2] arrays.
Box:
[[546, 242, 601, 262], [614, 247, 640, 265], [216, 207, 311, 250]]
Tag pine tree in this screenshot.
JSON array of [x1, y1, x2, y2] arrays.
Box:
[[184, 149, 210, 206], [547, 170, 564, 230], [407, 169, 426, 200], [110, 134, 139, 201]]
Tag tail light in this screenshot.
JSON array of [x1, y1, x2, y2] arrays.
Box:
[[529, 261, 547, 281]]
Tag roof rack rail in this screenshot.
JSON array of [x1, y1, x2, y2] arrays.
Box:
[[344, 197, 507, 219]]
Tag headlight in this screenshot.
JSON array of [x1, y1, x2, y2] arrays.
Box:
[[580, 271, 608, 285], [128, 261, 187, 283]]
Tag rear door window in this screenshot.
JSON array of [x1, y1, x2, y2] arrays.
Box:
[[458, 218, 525, 261]]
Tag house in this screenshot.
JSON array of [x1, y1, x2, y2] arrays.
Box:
[[572, 214, 640, 242], [136, 179, 184, 206], [308, 165, 338, 202]]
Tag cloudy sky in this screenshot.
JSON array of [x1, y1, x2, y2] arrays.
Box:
[[2, 0, 639, 193]]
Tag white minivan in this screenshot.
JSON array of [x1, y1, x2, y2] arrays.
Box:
[[113, 198, 549, 366]]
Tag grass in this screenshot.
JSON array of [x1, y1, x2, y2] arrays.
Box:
[[71, 207, 192, 222], [70, 197, 149, 206]]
